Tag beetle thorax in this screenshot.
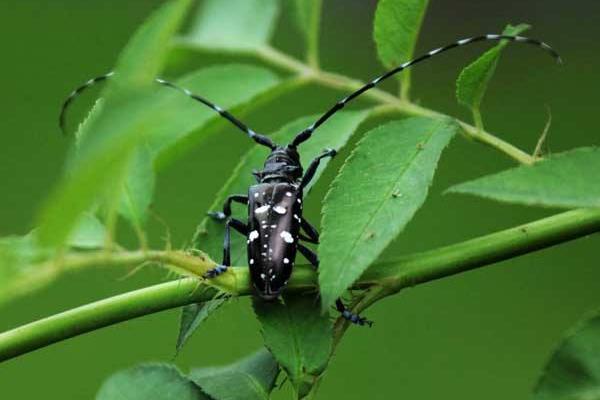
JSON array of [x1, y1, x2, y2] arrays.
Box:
[[253, 146, 303, 184]]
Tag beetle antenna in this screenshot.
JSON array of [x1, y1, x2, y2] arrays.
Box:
[[59, 73, 277, 150], [290, 34, 562, 147], [155, 78, 276, 149], [59, 72, 114, 135]]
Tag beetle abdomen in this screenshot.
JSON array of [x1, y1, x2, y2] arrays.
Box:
[[247, 182, 302, 299]]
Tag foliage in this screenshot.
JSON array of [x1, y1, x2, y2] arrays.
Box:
[[186, 0, 280, 50], [190, 348, 280, 400], [456, 23, 530, 128], [97, 364, 206, 400], [319, 117, 457, 309], [449, 147, 600, 208], [254, 295, 333, 397], [0, 0, 598, 399], [533, 309, 600, 400], [374, 0, 429, 98]]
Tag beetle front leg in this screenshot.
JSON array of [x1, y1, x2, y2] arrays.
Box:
[[208, 194, 248, 221], [203, 218, 248, 278], [298, 243, 319, 268], [299, 148, 337, 191], [299, 218, 319, 244]]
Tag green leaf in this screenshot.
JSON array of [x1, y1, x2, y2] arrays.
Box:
[[176, 296, 228, 354], [68, 213, 107, 249], [447, 147, 600, 209], [373, 0, 430, 96], [533, 309, 600, 400], [193, 111, 369, 265], [456, 24, 530, 113], [36, 0, 192, 248], [319, 117, 458, 310], [118, 146, 155, 228], [190, 348, 279, 400], [288, 0, 322, 65], [97, 363, 206, 400], [0, 233, 54, 305], [253, 295, 332, 397], [185, 0, 280, 50], [114, 0, 192, 88]]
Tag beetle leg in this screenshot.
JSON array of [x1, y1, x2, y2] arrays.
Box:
[[208, 195, 248, 221], [299, 218, 319, 244], [335, 299, 373, 327], [298, 243, 373, 327], [298, 243, 319, 268], [203, 218, 248, 278], [299, 148, 337, 190]]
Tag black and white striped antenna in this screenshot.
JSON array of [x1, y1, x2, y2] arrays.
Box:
[[59, 75, 276, 149], [290, 34, 561, 147]]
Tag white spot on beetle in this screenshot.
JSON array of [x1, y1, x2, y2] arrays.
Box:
[[273, 206, 286, 215], [260, 273, 266, 280], [263, 244, 268, 248], [249, 230, 259, 242], [250, 259, 254, 265], [268, 268, 273, 273], [280, 231, 294, 243], [283, 258, 290, 264], [297, 198, 302, 204], [254, 193, 259, 198], [270, 275, 276, 281], [285, 192, 292, 197], [271, 224, 277, 229], [255, 205, 270, 214]]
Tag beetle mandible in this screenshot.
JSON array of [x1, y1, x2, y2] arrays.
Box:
[[60, 34, 560, 326]]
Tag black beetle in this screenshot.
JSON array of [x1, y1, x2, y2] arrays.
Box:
[[60, 34, 560, 326]]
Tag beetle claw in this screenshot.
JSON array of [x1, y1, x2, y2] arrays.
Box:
[[208, 211, 227, 221], [335, 299, 373, 327], [203, 264, 228, 278]]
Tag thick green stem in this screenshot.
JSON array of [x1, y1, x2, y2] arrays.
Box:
[[2, 208, 599, 363]]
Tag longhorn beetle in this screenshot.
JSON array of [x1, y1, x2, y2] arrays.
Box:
[[60, 34, 561, 326]]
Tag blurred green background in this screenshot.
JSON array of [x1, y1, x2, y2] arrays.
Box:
[[1, 0, 599, 398]]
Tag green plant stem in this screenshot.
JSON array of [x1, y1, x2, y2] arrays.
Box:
[[2, 208, 599, 363], [333, 207, 600, 344]]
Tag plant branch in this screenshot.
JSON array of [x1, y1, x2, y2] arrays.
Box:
[[253, 45, 538, 164], [174, 42, 536, 163], [2, 208, 599, 363]]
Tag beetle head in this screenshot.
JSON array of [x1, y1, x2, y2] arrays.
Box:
[[253, 146, 302, 182]]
